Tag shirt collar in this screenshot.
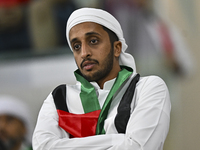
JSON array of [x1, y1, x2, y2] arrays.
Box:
[[90, 78, 116, 91]]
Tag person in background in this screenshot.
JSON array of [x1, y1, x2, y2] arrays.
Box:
[[32, 8, 171, 150], [29, 0, 76, 51], [0, 95, 32, 150], [0, 0, 31, 52], [51, 0, 77, 46]]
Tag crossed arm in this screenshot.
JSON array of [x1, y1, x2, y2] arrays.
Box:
[[32, 76, 171, 150]]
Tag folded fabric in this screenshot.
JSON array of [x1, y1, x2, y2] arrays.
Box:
[[57, 109, 101, 138]]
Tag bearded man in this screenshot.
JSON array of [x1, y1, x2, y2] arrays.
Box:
[[32, 7, 171, 150]]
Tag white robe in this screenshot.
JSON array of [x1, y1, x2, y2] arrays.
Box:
[[32, 74, 171, 150]]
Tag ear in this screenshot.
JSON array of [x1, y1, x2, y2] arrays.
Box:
[[113, 41, 122, 58]]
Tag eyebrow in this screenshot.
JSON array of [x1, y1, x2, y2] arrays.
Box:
[[85, 32, 101, 37], [70, 38, 78, 44], [70, 31, 101, 44]]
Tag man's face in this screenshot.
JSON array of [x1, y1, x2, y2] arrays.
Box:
[[69, 22, 120, 85], [0, 114, 26, 149]]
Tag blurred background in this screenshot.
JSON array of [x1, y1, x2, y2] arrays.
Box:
[[0, 0, 199, 149]]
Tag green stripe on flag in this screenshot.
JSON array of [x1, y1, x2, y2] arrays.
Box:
[[74, 70, 101, 113]]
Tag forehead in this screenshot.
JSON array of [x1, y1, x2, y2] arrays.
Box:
[[69, 22, 106, 39], [0, 114, 19, 121], [0, 114, 25, 125]]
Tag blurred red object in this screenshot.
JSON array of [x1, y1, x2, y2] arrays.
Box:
[[0, 0, 30, 7]]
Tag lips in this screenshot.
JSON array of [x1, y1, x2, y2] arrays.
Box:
[[82, 61, 96, 70], [81, 58, 100, 71]]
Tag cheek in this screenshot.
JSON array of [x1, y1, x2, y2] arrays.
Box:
[[7, 123, 25, 138], [73, 54, 81, 67], [5, 125, 18, 138], [96, 45, 110, 58]]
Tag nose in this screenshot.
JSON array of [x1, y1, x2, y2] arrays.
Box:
[[81, 43, 91, 59]]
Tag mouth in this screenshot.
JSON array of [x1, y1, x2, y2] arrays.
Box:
[[81, 60, 98, 71]]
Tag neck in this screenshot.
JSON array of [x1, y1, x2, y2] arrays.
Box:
[[97, 65, 121, 89]]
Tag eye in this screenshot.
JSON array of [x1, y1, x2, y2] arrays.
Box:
[[73, 43, 81, 51], [90, 39, 98, 44]]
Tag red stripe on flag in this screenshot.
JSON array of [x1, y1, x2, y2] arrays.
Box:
[[57, 109, 101, 138]]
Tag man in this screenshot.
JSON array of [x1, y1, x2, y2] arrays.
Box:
[[0, 0, 31, 52], [0, 95, 32, 150], [32, 8, 171, 150]]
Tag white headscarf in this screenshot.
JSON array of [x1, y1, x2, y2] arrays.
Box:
[[66, 7, 136, 72], [0, 95, 32, 144]]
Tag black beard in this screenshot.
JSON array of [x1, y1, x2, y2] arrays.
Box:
[[81, 47, 114, 82]]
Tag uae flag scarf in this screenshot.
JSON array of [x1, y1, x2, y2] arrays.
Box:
[[53, 66, 135, 138]]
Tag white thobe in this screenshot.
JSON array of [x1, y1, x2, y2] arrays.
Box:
[[32, 74, 171, 150]]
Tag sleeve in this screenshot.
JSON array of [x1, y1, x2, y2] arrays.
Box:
[[32, 76, 171, 150], [108, 76, 171, 150], [32, 93, 125, 150]]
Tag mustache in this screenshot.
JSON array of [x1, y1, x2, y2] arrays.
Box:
[[80, 58, 99, 69]]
